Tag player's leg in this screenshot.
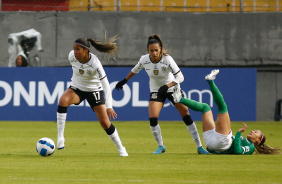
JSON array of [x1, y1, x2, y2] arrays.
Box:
[[57, 88, 81, 150], [205, 70, 231, 135], [94, 104, 128, 157], [172, 84, 216, 150], [149, 101, 166, 154], [173, 102, 209, 154]]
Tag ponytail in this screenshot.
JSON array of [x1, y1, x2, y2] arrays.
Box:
[[254, 135, 280, 154], [254, 144, 280, 154], [74, 33, 118, 59], [87, 35, 118, 54], [147, 34, 168, 56]]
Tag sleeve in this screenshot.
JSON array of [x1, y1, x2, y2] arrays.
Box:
[[173, 70, 184, 84], [233, 132, 255, 155], [95, 57, 107, 80], [168, 56, 181, 74], [100, 77, 112, 109], [96, 58, 112, 108], [167, 56, 184, 84], [131, 56, 144, 74]]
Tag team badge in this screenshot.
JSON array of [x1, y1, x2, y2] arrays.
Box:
[[161, 66, 167, 72], [153, 65, 158, 75], [151, 93, 158, 99], [153, 70, 159, 75], [87, 69, 92, 75], [79, 69, 84, 75]]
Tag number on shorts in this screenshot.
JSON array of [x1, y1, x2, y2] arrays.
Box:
[[93, 91, 100, 101]]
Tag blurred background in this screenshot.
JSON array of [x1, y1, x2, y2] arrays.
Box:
[[0, 0, 281, 121]]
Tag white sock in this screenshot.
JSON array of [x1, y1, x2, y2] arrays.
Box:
[[108, 129, 124, 151], [57, 112, 67, 139], [150, 124, 164, 146], [187, 122, 202, 148]]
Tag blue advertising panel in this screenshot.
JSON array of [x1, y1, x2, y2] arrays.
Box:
[[0, 67, 256, 121]]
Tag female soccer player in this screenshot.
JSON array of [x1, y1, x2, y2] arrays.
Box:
[[115, 34, 209, 154], [56, 36, 128, 157], [172, 69, 280, 154]]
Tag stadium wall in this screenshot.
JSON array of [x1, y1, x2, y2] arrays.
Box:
[[0, 11, 281, 121]]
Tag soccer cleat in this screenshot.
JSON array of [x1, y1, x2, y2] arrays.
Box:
[[172, 84, 182, 103], [153, 145, 166, 154], [57, 137, 65, 150], [197, 146, 209, 154], [205, 69, 219, 81], [119, 147, 129, 157]]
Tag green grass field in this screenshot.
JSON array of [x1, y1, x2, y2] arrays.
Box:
[[0, 121, 281, 184]]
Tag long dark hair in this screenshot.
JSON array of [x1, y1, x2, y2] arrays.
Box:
[[74, 33, 118, 58], [254, 134, 280, 154], [147, 34, 168, 56]]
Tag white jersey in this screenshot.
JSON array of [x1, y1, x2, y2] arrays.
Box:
[[131, 54, 182, 92], [68, 50, 105, 92]]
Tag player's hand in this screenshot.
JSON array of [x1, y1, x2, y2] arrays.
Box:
[[158, 85, 168, 97], [107, 108, 117, 120], [238, 123, 247, 133], [115, 78, 127, 90]]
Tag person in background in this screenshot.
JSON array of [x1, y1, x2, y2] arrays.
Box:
[[15, 51, 29, 67], [115, 34, 209, 155], [172, 69, 280, 154], [8, 28, 43, 67], [57, 35, 128, 157]]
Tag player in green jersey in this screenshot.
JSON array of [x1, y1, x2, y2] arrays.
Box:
[[172, 69, 280, 154]]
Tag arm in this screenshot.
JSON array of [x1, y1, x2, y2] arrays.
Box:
[[233, 132, 255, 155], [165, 56, 184, 88], [100, 77, 117, 120], [125, 71, 136, 81], [234, 123, 255, 155], [165, 71, 184, 88], [115, 58, 142, 90]]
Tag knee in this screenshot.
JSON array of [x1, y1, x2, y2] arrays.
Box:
[[202, 103, 211, 114], [59, 96, 71, 107]]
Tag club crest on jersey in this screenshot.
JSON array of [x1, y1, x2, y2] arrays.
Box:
[[79, 69, 84, 75], [87, 69, 92, 75], [153, 70, 159, 75]]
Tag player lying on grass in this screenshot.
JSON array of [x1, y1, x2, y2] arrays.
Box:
[[172, 69, 280, 154]]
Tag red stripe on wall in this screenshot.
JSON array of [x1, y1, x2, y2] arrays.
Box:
[[2, 0, 69, 11]]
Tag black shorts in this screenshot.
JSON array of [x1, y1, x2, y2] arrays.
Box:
[[69, 86, 105, 108], [149, 90, 185, 105]]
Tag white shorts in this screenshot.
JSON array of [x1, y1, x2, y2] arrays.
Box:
[[203, 128, 233, 152]]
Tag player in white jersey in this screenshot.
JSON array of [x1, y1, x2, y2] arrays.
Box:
[[115, 34, 209, 154], [56, 36, 128, 157]]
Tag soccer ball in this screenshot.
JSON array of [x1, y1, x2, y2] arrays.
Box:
[[36, 137, 55, 156]]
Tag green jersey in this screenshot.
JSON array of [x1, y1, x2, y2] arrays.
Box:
[[207, 132, 256, 155]]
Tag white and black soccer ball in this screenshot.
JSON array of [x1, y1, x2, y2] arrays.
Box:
[[36, 137, 55, 156]]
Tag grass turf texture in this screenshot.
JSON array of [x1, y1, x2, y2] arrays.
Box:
[[0, 121, 281, 184]]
